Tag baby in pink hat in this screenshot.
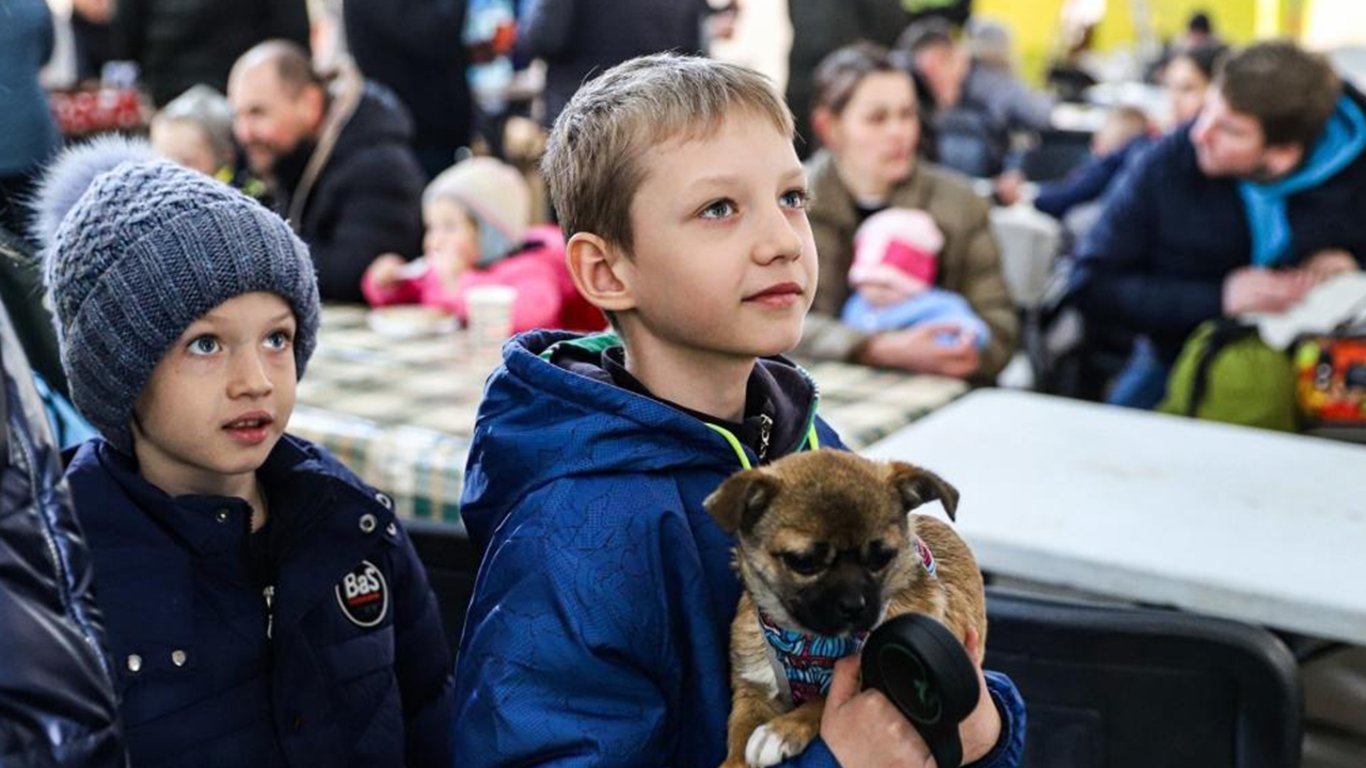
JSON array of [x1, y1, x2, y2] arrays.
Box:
[[841, 207, 990, 348]]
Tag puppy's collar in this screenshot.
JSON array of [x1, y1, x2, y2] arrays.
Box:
[[757, 610, 868, 708], [914, 535, 938, 578], [755, 536, 939, 708]]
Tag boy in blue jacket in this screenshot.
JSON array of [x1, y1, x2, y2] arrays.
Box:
[[453, 53, 1025, 766], [34, 137, 453, 768]]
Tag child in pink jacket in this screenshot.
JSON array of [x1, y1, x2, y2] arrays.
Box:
[[362, 157, 604, 332]]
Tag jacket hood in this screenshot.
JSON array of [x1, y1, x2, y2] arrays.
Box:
[[459, 331, 821, 552]]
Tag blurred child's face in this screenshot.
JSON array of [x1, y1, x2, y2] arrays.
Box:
[[616, 109, 816, 362], [859, 276, 929, 307], [1165, 57, 1211, 126], [424, 198, 481, 280], [151, 119, 219, 176], [131, 292, 297, 496]]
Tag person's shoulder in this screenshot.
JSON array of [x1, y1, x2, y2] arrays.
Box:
[[805, 150, 854, 224], [494, 472, 686, 558], [1130, 126, 1198, 180], [64, 438, 122, 493], [275, 433, 370, 484], [915, 161, 983, 199], [904, 162, 990, 222]]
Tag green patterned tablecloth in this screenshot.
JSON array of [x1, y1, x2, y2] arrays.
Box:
[[292, 305, 968, 524]]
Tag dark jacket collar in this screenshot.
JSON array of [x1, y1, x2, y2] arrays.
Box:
[[89, 435, 388, 560]]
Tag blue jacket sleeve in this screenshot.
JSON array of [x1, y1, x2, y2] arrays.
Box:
[[1070, 149, 1224, 335], [452, 479, 683, 765], [1034, 152, 1116, 220], [390, 522, 455, 767], [967, 672, 1027, 768]]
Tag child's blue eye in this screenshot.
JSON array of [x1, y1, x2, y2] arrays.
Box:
[[780, 188, 809, 209], [700, 200, 736, 219], [264, 330, 292, 351], [188, 335, 220, 356]]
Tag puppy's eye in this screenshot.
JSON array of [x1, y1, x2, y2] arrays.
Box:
[[779, 552, 827, 576], [865, 545, 897, 571]]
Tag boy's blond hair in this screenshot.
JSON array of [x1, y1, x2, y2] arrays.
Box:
[[542, 53, 793, 253]]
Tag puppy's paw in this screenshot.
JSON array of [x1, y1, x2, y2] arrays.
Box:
[[744, 721, 817, 767]]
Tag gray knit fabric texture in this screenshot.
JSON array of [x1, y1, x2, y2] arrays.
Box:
[[41, 143, 320, 453]]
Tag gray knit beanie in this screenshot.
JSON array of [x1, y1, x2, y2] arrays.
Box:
[[33, 136, 320, 454]]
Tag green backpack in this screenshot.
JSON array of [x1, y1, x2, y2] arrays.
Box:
[[1157, 319, 1298, 431]]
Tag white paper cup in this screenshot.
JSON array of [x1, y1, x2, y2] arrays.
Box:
[[465, 285, 518, 364]]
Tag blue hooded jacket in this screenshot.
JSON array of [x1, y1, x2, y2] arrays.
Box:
[[453, 331, 1025, 766]]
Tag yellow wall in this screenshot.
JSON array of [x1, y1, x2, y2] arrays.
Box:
[[974, 0, 1271, 85]]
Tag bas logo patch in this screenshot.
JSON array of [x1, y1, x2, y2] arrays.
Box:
[[335, 560, 389, 628]]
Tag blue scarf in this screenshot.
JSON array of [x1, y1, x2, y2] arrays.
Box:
[[1238, 95, 1366, 267], [758, 537, 939, 706]]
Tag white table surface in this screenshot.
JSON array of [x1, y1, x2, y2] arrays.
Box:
[[863, 389, 1366, 645]]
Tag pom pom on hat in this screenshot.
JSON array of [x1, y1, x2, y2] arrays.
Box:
[[31, 135, 159, 262], [33, 137, 320, 453]]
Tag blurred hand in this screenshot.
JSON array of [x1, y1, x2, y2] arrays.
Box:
[[73, 0, 113, 23], [1302, 249, 1360, 285], [958, 628, 1004, 764], [861, 324, 982, 379], [1222, 267, 1313, 315], [993, 171, 1025, 207], [706, 7, 739, 41], [821, 657, 935, 768], [364, 253, 407, 289]]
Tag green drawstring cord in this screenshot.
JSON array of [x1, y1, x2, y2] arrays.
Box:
[[706, 423, 821, 471]]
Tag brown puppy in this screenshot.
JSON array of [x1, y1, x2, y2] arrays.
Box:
[[704, 449, 986, 768]]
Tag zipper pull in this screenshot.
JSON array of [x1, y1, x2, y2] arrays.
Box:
[[263, 585, 275, 639], [757, 414, 773, 462]]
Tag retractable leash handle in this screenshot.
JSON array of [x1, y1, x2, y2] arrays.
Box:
[[861, 614, 980, 768]]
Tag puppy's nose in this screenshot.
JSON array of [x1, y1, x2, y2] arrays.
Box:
[[837, 593, 867, 622]]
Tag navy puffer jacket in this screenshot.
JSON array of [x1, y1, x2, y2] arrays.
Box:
[[0, 298, 126, 767]]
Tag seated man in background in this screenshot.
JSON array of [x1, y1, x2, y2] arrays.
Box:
[[1069, 40, 1366, 409], [900, 19, 1054, 179], [228, 40, 425, 303]]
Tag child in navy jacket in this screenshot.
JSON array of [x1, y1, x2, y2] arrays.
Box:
[[33, 137, 453, 768]]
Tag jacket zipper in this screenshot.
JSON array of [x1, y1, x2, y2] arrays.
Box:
[[263, 585, 276, 639], [757, 414, 773, 462]]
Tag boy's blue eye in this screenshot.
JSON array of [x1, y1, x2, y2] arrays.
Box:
[[264, 330, 292, 351], [700, 199, 736, 219], [188, 335, 220, 356], [780, 188, 809, 209]]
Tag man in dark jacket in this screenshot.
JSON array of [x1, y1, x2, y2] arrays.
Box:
[[114, 0, 308, 107], [229, 41, 425, 303], [1070, 41, 1366, 408], [344, 0, 472, 180], [1, 294, 125, 767], [518, 0, 711, 128]]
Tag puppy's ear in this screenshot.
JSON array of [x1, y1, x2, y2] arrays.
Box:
[[704, 470, 780, 535], [886, 462, 960, 521]]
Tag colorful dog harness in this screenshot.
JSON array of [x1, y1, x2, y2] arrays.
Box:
[[758, 536, 938, 707]]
